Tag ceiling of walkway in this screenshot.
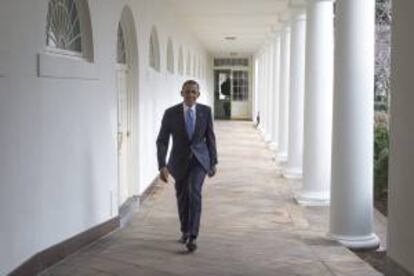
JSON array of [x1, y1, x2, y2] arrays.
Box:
[[169, 0, 289, 56]]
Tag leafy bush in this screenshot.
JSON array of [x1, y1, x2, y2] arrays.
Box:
[[374, 116, 389, 200]]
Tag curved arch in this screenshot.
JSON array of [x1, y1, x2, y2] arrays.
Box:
[[116, 5, 140, 202], [46, 0, 94, 61], [149, 26, 161, 71], [118, 6, 138, 69], [166, 38, 174, 74], [178, 46, 184, 75]]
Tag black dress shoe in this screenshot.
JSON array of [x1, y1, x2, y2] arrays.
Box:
[[178, 234, 189, 244], [186, 239, 197, 252]]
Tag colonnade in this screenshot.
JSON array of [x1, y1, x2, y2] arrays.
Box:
[[254, 0, 379, 250]]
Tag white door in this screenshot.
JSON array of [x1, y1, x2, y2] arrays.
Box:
[[116, 64, 130, 206], [231, 70, 251, 119]]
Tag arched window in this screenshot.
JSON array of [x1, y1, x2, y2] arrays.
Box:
[[117, 23, 127, 64], [149, 26, 160, 71], [178, 46, 184, 75], [166, 38, 174, 74], [186, 51, 191, 76], [46, 0, 94, 60]]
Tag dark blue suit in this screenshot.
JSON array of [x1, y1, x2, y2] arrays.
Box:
[[156, 103, 218, 239]]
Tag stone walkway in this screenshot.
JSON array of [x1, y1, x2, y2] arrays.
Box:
[[42, 121, 382, 276]]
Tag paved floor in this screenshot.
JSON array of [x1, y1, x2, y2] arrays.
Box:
[[42, 121, 383, 276]]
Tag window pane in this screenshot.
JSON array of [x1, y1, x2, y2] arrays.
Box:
[[46, 0, 82, 53], [117, 24, 127, 64]]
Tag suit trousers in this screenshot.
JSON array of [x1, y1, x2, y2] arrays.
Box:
[[174, 156, 206, 239]]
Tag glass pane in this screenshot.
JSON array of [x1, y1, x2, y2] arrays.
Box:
[[46, 0, 82, 53], [117, 24, 127, 64], [232, 70, 249, 101]]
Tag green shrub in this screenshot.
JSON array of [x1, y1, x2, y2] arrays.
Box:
[[374, 124, 389, 200]]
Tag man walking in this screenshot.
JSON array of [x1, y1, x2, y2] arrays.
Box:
[[156, 80, 218, 252]]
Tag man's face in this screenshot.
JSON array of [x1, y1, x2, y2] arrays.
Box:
[[181, 84, 200, 107]]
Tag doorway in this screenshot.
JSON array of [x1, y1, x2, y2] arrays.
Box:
[[214, 70, 232, 119], [116, 64, 131, 206], [214, 68, 250, 120], [115, 7, 139, 212]]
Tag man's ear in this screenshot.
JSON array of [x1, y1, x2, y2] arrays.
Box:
[[180, 90, 184, 97], [196, 91, 201, 98]]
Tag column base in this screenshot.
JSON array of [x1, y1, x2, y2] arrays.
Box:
[[269, 142, 278, 151], [258, 126, 265, 135], [275, 152, 288, 166], [295, 191, 330, 206], [328, 233, 380, 250], [283, 168, 302, 179]]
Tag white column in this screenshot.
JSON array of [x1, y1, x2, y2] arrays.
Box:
[[262, 48, 270, 137], [265, 43, 274, 142], [270, 34, 281, 150], [284, 11, 306, 179], [275, 23, 291, 166], [253, 56, 259, 124], [387, 1, 414, 274], [258, 51, 265, 132], [296, 0, 334, 205], [329, 0, 379, 249]]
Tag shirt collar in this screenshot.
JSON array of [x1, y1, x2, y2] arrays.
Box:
[[183, 102, 196, 112]]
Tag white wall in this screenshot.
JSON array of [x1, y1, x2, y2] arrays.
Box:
[[388, 0, 414, 274], [0, 0, 213, 274]]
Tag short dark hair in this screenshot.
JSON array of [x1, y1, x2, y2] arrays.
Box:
[[182, 80, 200, 90]]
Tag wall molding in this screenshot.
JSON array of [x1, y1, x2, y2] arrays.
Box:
[[9, 217, 119, 276], [7, 175, 167, 275], [140, 177, 164, 203], [8, 178, 165, 275], [37, 52, 99, 80]]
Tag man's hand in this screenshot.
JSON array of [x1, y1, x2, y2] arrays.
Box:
[[159, 167, 170, 182], [208, 165, 217, 178]]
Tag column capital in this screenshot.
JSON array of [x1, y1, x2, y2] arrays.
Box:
[[291, 11, 307, 22], [277, 12, 291, 25], [289, 0, 307, 11], [264, 34, 274, 46], [289, 0, 307, 19], [278, 17, 292, 32], [270, 25, 282, 36]]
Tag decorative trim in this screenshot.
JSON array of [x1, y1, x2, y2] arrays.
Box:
[[295, 191, 330, 206], [328, 233, 380, 250], [8, 178, 164, 275], [118, 178, 165, 227], [37, 52, 98, 80], [387, 257, 414, 276], [9, 217, 119, 276], [119, 195, 139, 228]]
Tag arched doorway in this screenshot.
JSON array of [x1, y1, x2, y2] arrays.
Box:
[[116, 6, 139, 209]]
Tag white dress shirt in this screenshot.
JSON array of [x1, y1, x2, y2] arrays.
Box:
[[183, 103, 197, 125]]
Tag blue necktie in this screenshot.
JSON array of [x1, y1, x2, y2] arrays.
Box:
[[186, 108, 195, 139]]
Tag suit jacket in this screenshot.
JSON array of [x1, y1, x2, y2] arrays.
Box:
[[156, 103, 218, 181]]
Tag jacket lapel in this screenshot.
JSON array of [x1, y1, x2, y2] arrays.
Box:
[[177, 105, 190, 142], [193, 105, 203, 140]]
